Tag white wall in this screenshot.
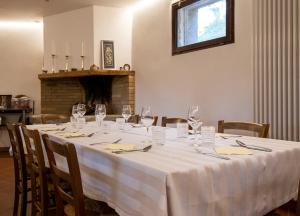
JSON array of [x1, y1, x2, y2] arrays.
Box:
[[132, 0, 254, 126], [44, 7, 94, 71], [0, 24, 43, 114], [44, 6, 132, 71], [93, 6, 132, 69]]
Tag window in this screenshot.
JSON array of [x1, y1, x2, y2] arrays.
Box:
[[172, 0, 234, 55]]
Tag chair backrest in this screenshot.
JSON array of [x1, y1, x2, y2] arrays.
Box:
[[30, 114, 69, 124], [218, 120, 270, 138], [130, 114, 158, 126], [21, 126, 49, 214], [42, 134, 85, 216], [161, 117, 187, 127], [7, 123, 28, 189]]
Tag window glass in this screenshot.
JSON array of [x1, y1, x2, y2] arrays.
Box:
[[173, 0, 234, 55]]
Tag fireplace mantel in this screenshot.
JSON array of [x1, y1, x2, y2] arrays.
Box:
[[38, 70, 135, 80]]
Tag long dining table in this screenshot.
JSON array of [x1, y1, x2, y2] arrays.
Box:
[[27, 121, 300, 216]]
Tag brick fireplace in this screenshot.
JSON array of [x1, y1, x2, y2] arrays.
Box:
[[39, 70, 135, 115]]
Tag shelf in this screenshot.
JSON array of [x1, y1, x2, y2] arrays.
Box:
[[0, 108, 33, 113], [38, 70, 135, 80]]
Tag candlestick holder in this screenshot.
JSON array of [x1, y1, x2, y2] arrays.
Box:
[[51, 54, 56, 73], [65, 55, 70, 72], [80, 55, 85, 71]]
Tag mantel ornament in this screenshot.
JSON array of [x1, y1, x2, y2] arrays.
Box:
[[123, 64, 131, 71], [90, 64, 99, 71]]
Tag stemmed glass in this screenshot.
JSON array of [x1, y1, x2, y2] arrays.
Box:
[[72, 105, 79, 119], [95, 104, 106, 127], [141, 106, 154, 141], [187, 105, 202, 145], [77, 104, 86, 118], [71, 105, 79, 127], [122, 105, 132, 126]]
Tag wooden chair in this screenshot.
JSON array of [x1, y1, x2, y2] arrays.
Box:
[[218, 120, 270, 138], [297, 180, 300, 216], [7, 124, 31, 216], [129, 114, 158, 126], [161, 117, 187, 127], [30, 114, 69, 124], [42, 134, 118, 216], [21, 126, 55, 216]]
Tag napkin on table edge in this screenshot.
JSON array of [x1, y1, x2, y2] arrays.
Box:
[[214, 147, 253, 155], [103, 144, 137, 151]]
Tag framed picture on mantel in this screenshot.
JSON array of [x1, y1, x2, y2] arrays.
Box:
[[101, 40, 115, 69]]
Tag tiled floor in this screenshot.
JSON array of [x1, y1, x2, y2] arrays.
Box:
[[0, 153, 297, 216]]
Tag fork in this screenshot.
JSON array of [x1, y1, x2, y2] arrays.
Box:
[[236, 140, 272, 152]]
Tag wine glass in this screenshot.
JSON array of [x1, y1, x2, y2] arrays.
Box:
[[187, 105, 202, 145], [95, 104, 106, 127], [72, 105, 79, 119], [122, 105, 132, 124], [141, 106, 154, 137], [77, 104, 86, 118]]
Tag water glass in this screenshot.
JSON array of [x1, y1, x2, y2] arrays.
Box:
[[77, 117, 86, 129], [201, 126, 216, 145], [176, 123, 189, 138], [102, 121, 111, 134], [116, 118, 125, 130], [152, 126, 166, 145], [70, 116, 77, 128]]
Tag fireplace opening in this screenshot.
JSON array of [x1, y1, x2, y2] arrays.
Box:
[[78, 76, 113, 115]]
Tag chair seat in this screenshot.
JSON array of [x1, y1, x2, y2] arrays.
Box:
[[64, 198, 118, 216]]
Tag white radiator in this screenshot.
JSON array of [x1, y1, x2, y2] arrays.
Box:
[[253, 0, 300, 141]]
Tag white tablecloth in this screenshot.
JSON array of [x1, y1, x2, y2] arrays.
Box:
[[28, 122, 300, 216]]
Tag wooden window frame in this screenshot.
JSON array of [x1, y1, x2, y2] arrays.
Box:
[[172, 0, 235, 55]]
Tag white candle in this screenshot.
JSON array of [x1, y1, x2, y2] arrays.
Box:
[[65, 42, 70, 56], [81, 41, 84, 56], [51, 40, 56, 55], [42, 54, 44, 70]]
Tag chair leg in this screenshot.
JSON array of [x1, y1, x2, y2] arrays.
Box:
[[297, 199, 300, 216], [20, 179, 28, 216], [31, 204, 37, 216], [20, 189, 28, 216], [31, 174, 37, 216], [13, 183, 20, 216]]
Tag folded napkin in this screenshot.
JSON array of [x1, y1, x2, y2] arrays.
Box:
[[103, 144, 137, 151], [58, 132, 86, 138], [41, 127, 65, 132], [214, 147, 253, 155]]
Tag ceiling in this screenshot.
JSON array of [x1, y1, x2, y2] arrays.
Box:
[[0, 0, 139, 21]]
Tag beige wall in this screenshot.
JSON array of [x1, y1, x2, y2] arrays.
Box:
[[132, 0, 254, 125], [0, 24, 43, 114], [44, 6, 132, 71], [44, 7, 94, 71], [93, 6, 132, 69]]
